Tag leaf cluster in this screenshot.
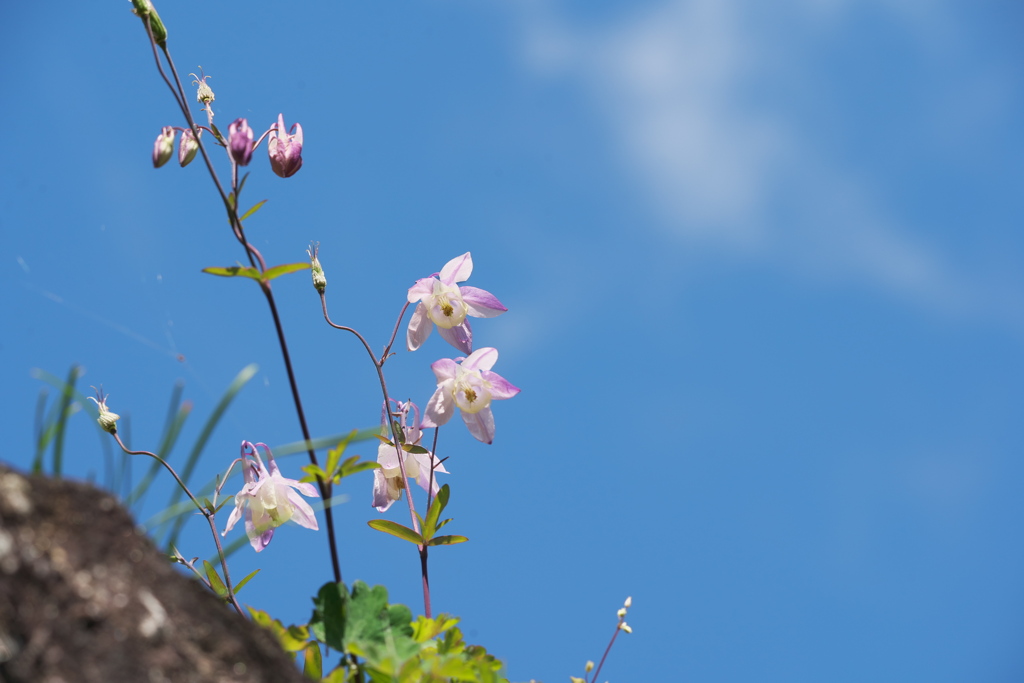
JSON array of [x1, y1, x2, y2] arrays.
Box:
[[251, 581, 510, 683]]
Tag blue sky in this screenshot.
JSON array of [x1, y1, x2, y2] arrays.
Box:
[[2, 1, 1023, 681]]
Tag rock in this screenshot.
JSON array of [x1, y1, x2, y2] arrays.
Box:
[[0, 463, 308, 683]]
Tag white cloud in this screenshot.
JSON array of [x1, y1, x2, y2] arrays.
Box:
[[512, 0, 1014, 318]]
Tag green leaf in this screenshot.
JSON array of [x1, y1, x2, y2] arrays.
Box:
[[263, 261, 311, 281], [210, 123, 225, 144], [201, 265, 263, 280], [339, 459, 380, 479], [422, 484, 450, 541], [367, 520, 424, 546], [237, 172, 250, 196], [427, 535, 468, 547], [233, 568, 261, 594], [310, 582, 348, 651], [434, 482, 450, 513], [303, 642, 322, 679], [50, 365, 82, 477], [301, 464, 328, 483], [202, 560, 228, 597], [239, 199, 267, 221]]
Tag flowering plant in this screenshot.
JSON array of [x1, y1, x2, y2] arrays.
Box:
[[33, 4, 635, 681]]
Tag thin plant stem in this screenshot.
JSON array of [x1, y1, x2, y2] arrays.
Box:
[[139, 18, 341, 585], [588, 621, 628, 683], [319, 293, 432, 615], [112, 433, 245, 616]]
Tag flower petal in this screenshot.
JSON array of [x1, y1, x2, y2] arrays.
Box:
[[462, 347, 498, 372], [430, 358, 459, 382], [285, 490, 319, 530], [222, 501, 243, 536], [406, 302, 434, 351], [407, 278, 436, 303], [286, 477, 320, 498], [372, 469, 395, 512], [438, 322, 472, 355], [460, 286, 507, 318], [422, 383, 455, 428], [461, 406, 495, 444], [482, 370, 520, 400], [439, 252, 473, 284]]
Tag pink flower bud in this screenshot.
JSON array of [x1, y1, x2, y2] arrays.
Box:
[[228, 118, 253, 166], [152, 126, 175, 168], [268, 114, 303, 178], [178, 127, 199, 167]]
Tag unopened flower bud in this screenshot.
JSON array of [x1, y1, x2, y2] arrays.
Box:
[[618, 621, 632, 634], [585, 661, 595, 673], [152, 126, 175, 168], [228, 118, 253, 166], [88, 389, 121, 435], [624, 596, 632, 608], [268, 113, 304, 178], [307, 243, 326, 294], [617, 607, 627, 618], [178, 128, 199, 166], [130, 0, 168, 47]]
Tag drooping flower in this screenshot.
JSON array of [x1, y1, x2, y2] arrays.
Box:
[[422, 347, 520, 444], [152, 126, 175, 168], [222, 441, 319, 552], [372, 401, 448, 512], [406, 252, 507, 354], [268, 113, 303, 178], [227, 118, 253, 166], [178, 127, 199, 167]]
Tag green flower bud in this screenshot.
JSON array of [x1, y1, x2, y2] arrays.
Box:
[[130, 0, 168, 47]]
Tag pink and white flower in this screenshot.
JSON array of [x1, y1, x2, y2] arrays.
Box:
[[422, 347, 520, 444], [372, 401, 448, 512], [406, 252, 506, 354], [222, 441, 319, 552]]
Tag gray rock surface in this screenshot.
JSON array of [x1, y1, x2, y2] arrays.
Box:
[[0, 463, 308, 683]]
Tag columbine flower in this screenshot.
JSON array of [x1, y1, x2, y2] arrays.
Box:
[[422, 347, 519, 444], [268, 113, 303, 178], [228, 118, 253, 166], [178, 127, 199, 167], [152, 126, 175, 168], [372, 401, 448, 512], [406, 252, 507, 354], [87, 387, 120, 435], [222, 441, 319, 552]]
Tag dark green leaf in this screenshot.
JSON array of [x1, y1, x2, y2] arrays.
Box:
[[402, 444, 429, 455], [210, 123, 224, 144], [367, 520, 424, 545], [310, 581, 348, 651]]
